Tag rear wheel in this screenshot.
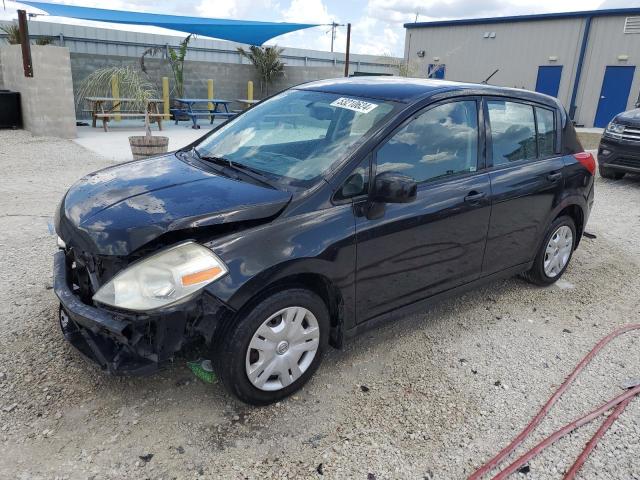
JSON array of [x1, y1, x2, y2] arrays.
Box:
[[213, 289, 329, 405], [599, 166, 625, 180], [522, 216, 576, 286]]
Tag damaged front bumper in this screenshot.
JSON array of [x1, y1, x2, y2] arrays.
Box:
[[53, 251, 233, 375]]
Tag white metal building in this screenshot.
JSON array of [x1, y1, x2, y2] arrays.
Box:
[[404, 8, 640, 127]]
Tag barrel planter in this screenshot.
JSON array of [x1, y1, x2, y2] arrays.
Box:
[[128, 135, 169, 160]]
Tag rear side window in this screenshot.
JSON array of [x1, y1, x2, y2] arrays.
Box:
[[376, 100, 479, 183], [536, 107, 556, 157], [487, 101, 537, 165]]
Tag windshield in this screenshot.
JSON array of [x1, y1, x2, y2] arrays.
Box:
[[195, 89, 396, 187]]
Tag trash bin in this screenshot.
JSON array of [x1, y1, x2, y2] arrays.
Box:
[[0, 90, 22, 129]]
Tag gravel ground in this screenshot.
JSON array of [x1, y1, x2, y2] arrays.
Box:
[[0, 129, 639, 480]]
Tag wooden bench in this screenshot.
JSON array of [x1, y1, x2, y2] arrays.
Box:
[[86, 97, 165, 132], [94, 113, 166, 132]]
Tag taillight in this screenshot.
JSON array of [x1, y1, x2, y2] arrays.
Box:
[[574, 151, 596, 175]]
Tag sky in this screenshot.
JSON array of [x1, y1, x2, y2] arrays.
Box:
[[1, 0, 638, 56]]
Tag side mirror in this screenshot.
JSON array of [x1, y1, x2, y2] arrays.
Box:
[[372, 171, 417, 204]]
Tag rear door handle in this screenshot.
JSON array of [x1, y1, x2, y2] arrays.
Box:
[[547, 172, 562, 182], [464, 191, 486, 203]]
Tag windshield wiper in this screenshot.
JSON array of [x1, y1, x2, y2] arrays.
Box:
[[197, 153, 277, 189]]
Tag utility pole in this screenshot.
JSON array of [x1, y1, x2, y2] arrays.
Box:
[[331, 22, 336, 53], [17, 9, 33, 77], [328, 21, 344, 53], [344, 23, 351, 77]]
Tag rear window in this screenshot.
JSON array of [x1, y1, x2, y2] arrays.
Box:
[[536, 107, 556, 157], [487, 101, 537, 165]]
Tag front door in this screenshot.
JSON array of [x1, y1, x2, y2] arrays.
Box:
[[535, 66, 563, 98], [482, 99, 565, 274], [594, 66, 635, 127], [354, 99, 491, 322]]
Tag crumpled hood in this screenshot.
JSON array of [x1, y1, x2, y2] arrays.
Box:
[[55, 154, 291, 256], [613, 108, 640, 127]]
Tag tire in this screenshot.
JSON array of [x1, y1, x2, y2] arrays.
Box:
[[599, 166, 625, 180], [212, 288, 329, 405], [522, 215, 576, 286]]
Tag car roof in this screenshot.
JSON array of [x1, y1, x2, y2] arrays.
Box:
[[294, 76, 560, 107]]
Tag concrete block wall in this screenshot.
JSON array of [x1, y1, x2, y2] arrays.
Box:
[[0, 45, 76, 138], [71, 53, 345, 118]]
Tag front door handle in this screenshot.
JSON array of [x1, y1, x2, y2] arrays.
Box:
[[547, 172, 562, 182], [464, 191, 486, 203]]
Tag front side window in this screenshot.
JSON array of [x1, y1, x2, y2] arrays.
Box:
[[334, 157, 370, 201], [195, 90, 396, 187], [375, 100, 479, 183], [536, 107, 556, 157], [488, 100, 537, 165]]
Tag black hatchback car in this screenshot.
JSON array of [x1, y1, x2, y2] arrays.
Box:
[[54, 78, 595, 405], [598, 108, 640, 179]]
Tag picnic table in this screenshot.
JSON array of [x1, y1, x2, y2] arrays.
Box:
[[236, 98, 260, 109], [86, 97, 165, 132], [171, 98, 236, 129]]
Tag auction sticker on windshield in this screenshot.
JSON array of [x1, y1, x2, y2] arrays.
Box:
[[330, 97, 378, 114]]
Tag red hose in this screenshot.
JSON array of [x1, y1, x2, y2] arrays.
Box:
[[492, 385, 640, 479], [469, 323, 640, 480], [563, 397, 633, 480]]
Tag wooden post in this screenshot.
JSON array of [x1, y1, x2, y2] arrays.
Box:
[[162, 76, 170, 119], [111, 74, 121, 122], [344, 23, 351, 77], [18, 10, 33, 78], [247, 81, 254, 102], [207, 79, 214, 120]]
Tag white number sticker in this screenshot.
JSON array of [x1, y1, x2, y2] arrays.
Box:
[[330, 97, 378, 114]]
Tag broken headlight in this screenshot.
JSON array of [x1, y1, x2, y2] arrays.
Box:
[[93, 242, 228, 311]]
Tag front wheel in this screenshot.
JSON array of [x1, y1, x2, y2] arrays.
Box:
[[212, 289, 329, 405], [522, 216, 576, 286]]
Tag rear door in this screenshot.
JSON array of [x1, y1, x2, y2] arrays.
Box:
[[482, 98, 564, 274], [354, 98, 492, 322]]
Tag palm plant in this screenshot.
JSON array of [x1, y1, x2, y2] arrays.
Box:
[[77, 66, 158, 137], [140, 34, 193, 98], [35, 37, 54, 46], [237, 45, 285, 96], [1, 23, 21, 45]]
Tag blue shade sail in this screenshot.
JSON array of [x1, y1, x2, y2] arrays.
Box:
[[21, 1, 319, 45]]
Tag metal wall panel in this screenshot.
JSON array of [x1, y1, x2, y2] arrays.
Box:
[[404, 18, 585, 113], [405, 14, 640, 126], [575, 15, 640, 126]]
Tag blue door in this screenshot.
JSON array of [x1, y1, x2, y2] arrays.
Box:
[[535, 66, 562, 97], [428, 64, 445, 79], [594, 66, 636, 127]]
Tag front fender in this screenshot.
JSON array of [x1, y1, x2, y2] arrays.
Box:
[[203, 204, 357, 325]]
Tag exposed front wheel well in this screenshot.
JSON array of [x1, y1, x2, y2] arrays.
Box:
[[232, 273, 344, 349], [555, 205, 584, 247]]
